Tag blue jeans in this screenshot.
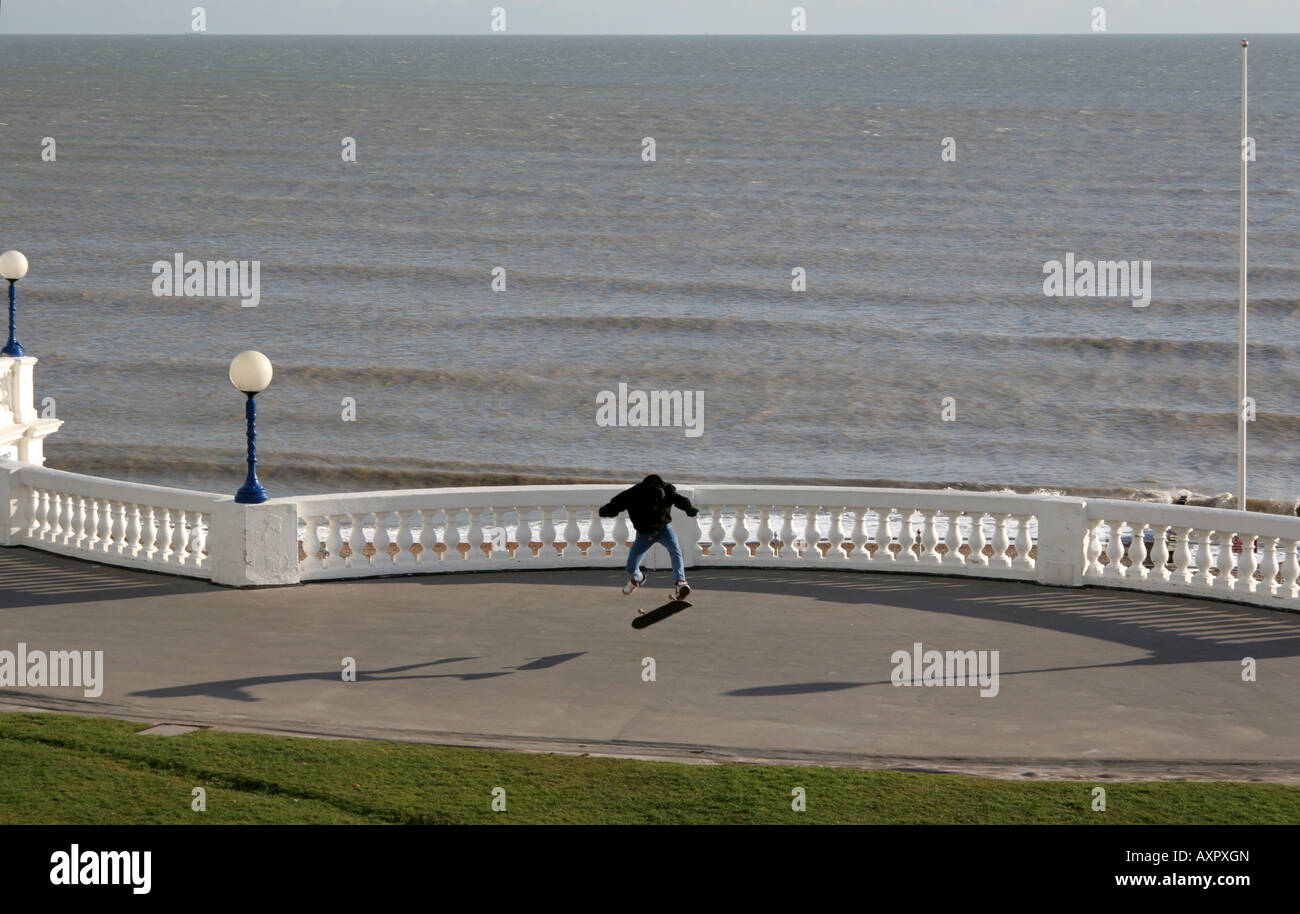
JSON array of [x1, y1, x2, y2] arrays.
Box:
[[627, 526, 686, 583]]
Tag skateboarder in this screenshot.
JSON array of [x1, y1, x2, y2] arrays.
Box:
[[598, 474, 699, 600]]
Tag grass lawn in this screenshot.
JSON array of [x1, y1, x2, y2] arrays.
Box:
[[1, 712, 1297, 824]]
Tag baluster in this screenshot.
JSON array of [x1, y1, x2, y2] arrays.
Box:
[[676, 499, 707, 564], [410, 509, 431, 563], [439, 507, 459, 560], [1200, 528, 1219, 587], [70, 496, 88, 550], [390, 510, 412, 565], [1120, 520, 1138, 578], [84, 498, 101, 552], [39, 491, 55, 543], [1146, 522, 1166, 580], [1260, 535, 1281, 597], [875, 507, 895, 563], [899, 507, 920, 564], [827, 507, 847, 560], [911, 509, 928, 563], [485, 507, 504, 558], [849, 508, 868, 561], [611, 514, 630, 561], [141, 506, 158, 560], [320, 514, 340, 567], [701, 506, 721, 559], [536, 505, 555, 559], [370, 509, 392, 563], [595, 506, 616, 556], [993, 513, 1012, 568], [1105, 521, 1125, 580], [45, 493, 59, 545], [61, 494, 77, 547], [712, 505, 729, 557], [1085, 517, 1104, 577], [343, 512, 364, 565], [1118, 521, 1140, 580], [461, 505, 483, 562], [920, 509, 940, 564], [62, 494, 77, 547], [510, 506, 530, 558], [23, 489, 39, 542], [297, 512, 314, 569], [107, 501, 125, 555], [1238, 531, 1259, 592], [168, 508, 188, 565], [1283, 538, 1300, 600], [42, 492, 57, 545], [124, 504, 142, 558], [797, 505, 816, 559], [97, 498, 114, 553], [1174, 526, 1194, 584], [753, 506, 773, 559], [585, 508, 604, 558], [731, 505, 750, 558], [1224, 530, 1241, 589], [156, 507, 175, 563], [50, 492, 66, 545], [943, 511, 963, 565], [773, 505, 789, 558], [191, 513, 208, 566], [1014, 513, 1034, 570], [561, 506, 581, 559], [967, 511, 987, 567]]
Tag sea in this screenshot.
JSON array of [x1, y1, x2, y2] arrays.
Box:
[[2, 35, 1299, 511]]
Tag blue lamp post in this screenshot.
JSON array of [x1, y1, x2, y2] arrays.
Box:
[[0, 250, 29, 357], [229, 350, 273, 504]]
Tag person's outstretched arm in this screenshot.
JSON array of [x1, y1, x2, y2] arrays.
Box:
[[599, 486, 634, 517], [672, 491, 700, 517]]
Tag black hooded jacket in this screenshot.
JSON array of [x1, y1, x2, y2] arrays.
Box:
[[598, 474, 698, 535]]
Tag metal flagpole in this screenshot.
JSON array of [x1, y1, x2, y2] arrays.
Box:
[[1238, 39, 1249, 512]]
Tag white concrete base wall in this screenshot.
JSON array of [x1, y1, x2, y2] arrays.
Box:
[[209, 501, 300, 587]]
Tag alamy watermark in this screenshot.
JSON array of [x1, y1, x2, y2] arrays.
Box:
[[50, 845, 150, 894], [1042, 252, 1151, 307], [152, 253, 261, 307], [596, 383, 703, 438], [891, 641, 999, 697], [0, 642, 104, 697]]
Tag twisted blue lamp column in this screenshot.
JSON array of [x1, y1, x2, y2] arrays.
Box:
[[234, 392, 268, 504], [1, 280, 22, 358]]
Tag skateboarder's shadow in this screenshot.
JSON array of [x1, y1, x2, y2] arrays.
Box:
[[127, 653, 586, 702]]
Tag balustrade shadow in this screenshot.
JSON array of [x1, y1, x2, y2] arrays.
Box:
[[125, 652, 587, 702], [0, 546, 213, 609], [443, 567, 1300, 672]]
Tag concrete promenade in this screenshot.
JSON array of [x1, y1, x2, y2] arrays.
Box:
[[2, 546, 1299, 781]]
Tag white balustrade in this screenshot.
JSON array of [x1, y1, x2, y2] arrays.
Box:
[[1, 459, 218, 576], [1082, 498, 1300, 607], [6, 458, 1300, 613]]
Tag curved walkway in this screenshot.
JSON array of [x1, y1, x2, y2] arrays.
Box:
[[2, 546, 1299, 781]]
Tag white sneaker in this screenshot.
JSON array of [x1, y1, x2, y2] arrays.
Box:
[[623, 567, 647, 595], [672, 581, 691, 600]]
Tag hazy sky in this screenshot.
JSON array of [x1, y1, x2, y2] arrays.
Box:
[[0, 0, 1297, 35]]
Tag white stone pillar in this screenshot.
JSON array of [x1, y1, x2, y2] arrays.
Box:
[[208, 499, 302, 587], [1034, 497, 1090, 587]]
